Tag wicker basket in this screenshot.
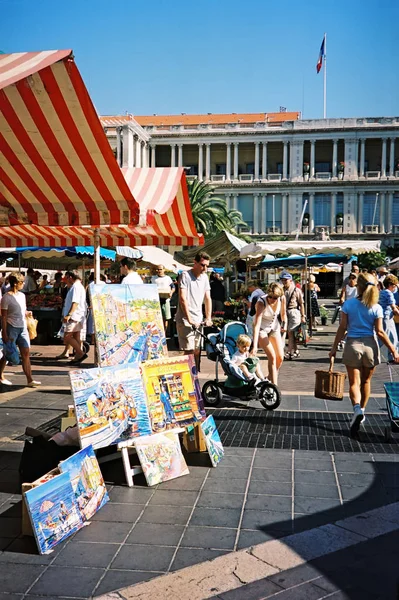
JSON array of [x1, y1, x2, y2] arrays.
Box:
[[315, 357, 346, 400]]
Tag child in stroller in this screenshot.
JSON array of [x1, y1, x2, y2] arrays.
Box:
[[201, 321, 281, 410]]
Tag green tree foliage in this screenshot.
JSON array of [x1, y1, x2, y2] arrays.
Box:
[[187, 179, 246, 237], [357, 251, 387, 271]]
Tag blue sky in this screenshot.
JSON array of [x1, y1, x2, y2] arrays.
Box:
[[1, 0, 398, 119]]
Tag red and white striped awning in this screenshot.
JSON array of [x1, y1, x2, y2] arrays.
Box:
[[122, 167, 202, 244], [0, 50, 140, 227], [0, 223, 201, 247]]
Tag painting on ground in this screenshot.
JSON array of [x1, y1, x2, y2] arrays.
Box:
[[135, 431, 189, 486], [60, 446, 109, 520], [70, 363, 152, 450], [90, 283, 167, 367], [24, 472, 83, 554], [141, 355, 206, 433], [201, 415, 224, 467]]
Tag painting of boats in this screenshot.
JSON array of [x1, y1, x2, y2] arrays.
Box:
[[200, 415, 224, 467], [135, 431, 189, 486], [59, 446, 109, 521], [90, 283, 167, 367], [24, 472, 83, 554], [70, 363, 152, 450], [141, 355, 206, 433]]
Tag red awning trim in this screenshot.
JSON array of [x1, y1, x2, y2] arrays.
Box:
[[0, 51, 140, 227]]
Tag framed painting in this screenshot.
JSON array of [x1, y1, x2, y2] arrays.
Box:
[[90, 283, 167, 367], [134, 431, 189, 486], [70, 362, 152, 450], [200, 415, 224, 467], [141, 355, 206, 433]]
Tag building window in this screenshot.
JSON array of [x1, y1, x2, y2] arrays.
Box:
[[246, 163, 255, 175], [336, 193, 344, 215], [216, 163, 226, 175], [315, 162, 330, 173], [363, 192, 380, 226], [237, 195, 254, 231], [277, 162, 283, 175], [393, 194, 399, 225], [266, 194, 282, 228], [185, 165, 198, 176], [314, 193, 331, 226]]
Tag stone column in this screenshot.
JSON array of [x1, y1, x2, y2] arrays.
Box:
[[225, 193, 231, 211], [178, 143, 183, 167], [226, 143, 232, 182], [330, 192, 337, 232], [122, 128, 134, 168], [135, 137, 141, 167], [344, 138, 358, 180], [310, 140, 316, 179], [389, 138, 395, 178], [198, 143, 204, 181], [254, 142, 260, 180], [232, 192, 238, 210], [170, 144, 176, 168], [283, 141, 289, 180], [381, 139, 387, 178], [387, 192, 394, 233], [309, 192, 315, 232], [205, 143, 211, 181], [357, 192, 364, 233], [379, 192, 386, 233], [281, 193, 288, 233], [253, 194, 259, 234], [262, 142, 268, 180], [261, 194, 267, 233], [116, 127, 122, 166], [332, 139, 338, 178], [233, 142, 239, 180], [360, 139, 366, 177], [143, 143, 149, 168], [150, 144, 156, 167]]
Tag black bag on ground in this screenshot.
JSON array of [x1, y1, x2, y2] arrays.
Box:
[[19, 436, 77, 483]]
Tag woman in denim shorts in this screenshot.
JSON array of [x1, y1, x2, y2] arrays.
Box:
[[0, 274, 41, 387]]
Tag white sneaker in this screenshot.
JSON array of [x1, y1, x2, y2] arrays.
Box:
[[360, 410, 366, 424], [0, 378, 12, 386], [27, 380, 41, 388], [350, 406, 363, 435]]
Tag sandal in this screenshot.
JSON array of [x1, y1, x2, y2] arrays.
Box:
[[284, 352, 293, 360], [292, 350, 300, 358]]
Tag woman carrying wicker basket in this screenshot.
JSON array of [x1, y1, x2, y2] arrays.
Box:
[[330, 272, 399, 436]]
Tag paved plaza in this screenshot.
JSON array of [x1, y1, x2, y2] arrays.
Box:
[[0, 325, 398, 599]]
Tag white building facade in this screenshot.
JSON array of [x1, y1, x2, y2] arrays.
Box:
[[101, 114, 399, 244]]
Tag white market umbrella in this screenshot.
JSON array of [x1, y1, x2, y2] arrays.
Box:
[[116, 246, 189, 273]]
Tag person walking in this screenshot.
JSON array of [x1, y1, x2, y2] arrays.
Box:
[[210, 272, 226, 313], [252, 283, 286, 385], [0, 273, 41, 387], [120, 258, 143, 284], [280, 271, 305, 360], [175, 251, 212, 371], [62, 271, 88, 365], [302, 274, 320, 336], [330, 272, 399, 436], [151, 265, 175, 333], [244, 280, 264, 337], [378, 274, 399, 361]]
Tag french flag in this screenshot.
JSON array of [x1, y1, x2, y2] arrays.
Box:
[[316, 36, 325, 73]]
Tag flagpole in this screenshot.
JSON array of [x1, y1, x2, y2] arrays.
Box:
[[323, 33, 327, 118]]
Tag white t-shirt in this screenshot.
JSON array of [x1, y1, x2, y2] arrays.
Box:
[[231, 349, 249, 366], [122, 271, 143, 284], [64, 281, 87, 322], [1, 291, 27, 327], [151, 275, 174, 294], [23, 275, 36, 293]]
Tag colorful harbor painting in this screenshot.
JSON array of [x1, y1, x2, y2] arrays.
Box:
[[59, 446, 109, 520], [200, 415, 224, 467], [135, 431, 189, 486], [141, 355, 206, 433], [90, 283, 167, 367], [24, 472, 83, 554], [70, 363, 152, 450]]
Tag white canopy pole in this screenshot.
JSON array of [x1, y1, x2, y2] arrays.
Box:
[[94, 228, 100, 284]]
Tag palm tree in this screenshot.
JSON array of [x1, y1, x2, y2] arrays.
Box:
[[187, 179, 246, 237]]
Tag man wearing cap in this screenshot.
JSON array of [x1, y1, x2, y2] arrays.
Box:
[[280, 271, 305, 359], [377, 266, 389, 290]]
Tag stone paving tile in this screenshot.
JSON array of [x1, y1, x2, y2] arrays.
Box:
[[207, 465, 250, 479], [295, 469, 337, 485], [91, 502, 143, 522], [170, 547, 229, 571], [148, 490, 199, 506], [189, 507, 242, 528], [107, 487, 154, 504], [111, 544, 175, 571], [1, 563, 46, 593], [29, 566, 104, 597], [73, 521, 131, 543], [94, 570, 161, 597], [202, 477, 247, 494], [126, 522, 185, 546], [236, 528, 285, 550], [247, 480, 291, 496], [180, 525, 237, 550], [245, 494, 292, 512], [294, 496, 341, 514], [241, 510, 293, 532], [295, 483, 340, 499], [251, 467, 292, 482], [216, 576, 283, 599], [52, 541, 118, 568], [196, 491, 245, 509], [139, 504, 192, 525]]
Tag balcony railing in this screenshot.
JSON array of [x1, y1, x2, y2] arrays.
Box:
[[315, 172, 332, 180], [366, 171, 381, 179], [239, 174, 254, 182], [395, 171, 399, 178], [267, 226, 281, 234], [210, 174, 226, 183], [267, 174, 282, 181], [364, 225, 380, 233]]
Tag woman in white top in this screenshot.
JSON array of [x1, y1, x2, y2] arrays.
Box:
[[339, 272, 358, 304], [0, 273, 41, 387], [252, 283, 286, 385]]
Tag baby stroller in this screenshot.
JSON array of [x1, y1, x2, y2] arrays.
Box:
[[199, 321, 281, 410], [383, 363, 399, 442]]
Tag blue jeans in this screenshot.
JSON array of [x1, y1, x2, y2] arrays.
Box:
[[7, 324, 30, 348]]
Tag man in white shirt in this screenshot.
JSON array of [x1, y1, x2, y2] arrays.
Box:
[[22, 268, 37, 294], [151, 264, 175, 332], [120, 257, 143, 284], [62, 270, 88, 365]]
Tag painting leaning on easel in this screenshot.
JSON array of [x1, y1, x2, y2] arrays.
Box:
[[70, 363, 152, 450], [90, 283, 167, 367], [141, 355, 206, 433]]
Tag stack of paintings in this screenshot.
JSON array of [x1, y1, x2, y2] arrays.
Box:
[[90, 284, 167, 367], [141, 355, 206, 433], [24, 445, 108, 555], [70, 363, 152, 450]]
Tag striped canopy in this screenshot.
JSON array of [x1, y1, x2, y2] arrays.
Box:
[[0, 50, 140, 227]]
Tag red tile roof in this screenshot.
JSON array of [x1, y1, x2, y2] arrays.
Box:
[[100, 112, 300, 127]]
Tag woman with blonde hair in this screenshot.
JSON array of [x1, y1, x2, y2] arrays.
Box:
[[330, 272, 399, 436], [252, 282, 286, 385]]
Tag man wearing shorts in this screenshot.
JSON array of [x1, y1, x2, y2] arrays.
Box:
[[175, 251, 212, 370], [151, 265, 174, 334], [63, 271, 88, 365]]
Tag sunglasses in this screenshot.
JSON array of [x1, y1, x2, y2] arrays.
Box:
[[268, 295, 279, 300]]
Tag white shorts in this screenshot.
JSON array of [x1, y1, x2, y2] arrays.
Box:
[[64, 319, 83, 334], [176, 322, 201, 352]]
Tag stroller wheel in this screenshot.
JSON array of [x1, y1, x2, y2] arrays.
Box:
[[202, 381, 223, 407], [258, 382, 281, 411], [82, 341, 90, 354]]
